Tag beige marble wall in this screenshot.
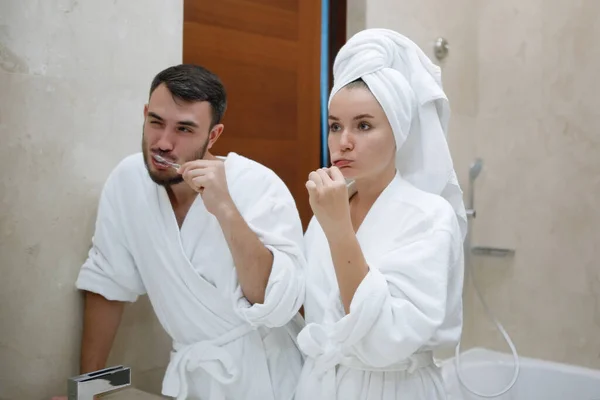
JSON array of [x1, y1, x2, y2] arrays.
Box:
[[0, 1, 182, 399], [352, 0, 600, 369], [346, 0, 366, 38], [467, 0, 600, 369]]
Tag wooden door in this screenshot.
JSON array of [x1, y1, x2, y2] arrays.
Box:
[[183, 0, 322, 229]]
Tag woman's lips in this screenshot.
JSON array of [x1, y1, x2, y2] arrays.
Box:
[[333, 159, 352, 167]]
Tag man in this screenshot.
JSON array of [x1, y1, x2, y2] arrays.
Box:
[[55, 64, 306, 400]]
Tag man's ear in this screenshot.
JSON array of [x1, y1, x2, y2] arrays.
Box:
[[207, 124, 224, 149]]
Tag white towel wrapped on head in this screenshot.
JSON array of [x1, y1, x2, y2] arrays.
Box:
[[330, 28, 467, 239]]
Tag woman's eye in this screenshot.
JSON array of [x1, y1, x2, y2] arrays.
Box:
[[329, 123, 341, 132], [358, 121, 371, 130]]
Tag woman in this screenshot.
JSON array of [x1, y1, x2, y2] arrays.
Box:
[[295, 29, 468, 400]]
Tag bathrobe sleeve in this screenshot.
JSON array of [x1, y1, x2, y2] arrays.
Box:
[[335, 227, 461, 367], [232, 171, 306, 328], [76, 173, 146, 302]]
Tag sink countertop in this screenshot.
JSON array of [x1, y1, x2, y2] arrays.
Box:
[[98, 388, 166, 399]]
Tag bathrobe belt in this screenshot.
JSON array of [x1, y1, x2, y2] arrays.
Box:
[[305, 337, 435, 400], [163, 323, 266, 400]]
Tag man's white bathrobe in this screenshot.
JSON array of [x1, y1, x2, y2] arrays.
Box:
[[296, 173, 464, 400], [76, 152, 306, 400]]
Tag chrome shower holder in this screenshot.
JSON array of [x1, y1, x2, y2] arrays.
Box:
[[466, 158, 516, 258], [471, 246, 515, 258]]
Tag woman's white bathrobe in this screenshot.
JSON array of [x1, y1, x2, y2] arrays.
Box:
[[295, 28, 467, 400], [296, 174, 464, 400], [76, 152, 306, 400]]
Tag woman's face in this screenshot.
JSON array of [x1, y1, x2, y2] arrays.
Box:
[[328, 85, 397, 182]]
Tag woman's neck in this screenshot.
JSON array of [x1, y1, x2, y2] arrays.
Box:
[[351, 166, 397, 206], [348, 166, 396, 232]]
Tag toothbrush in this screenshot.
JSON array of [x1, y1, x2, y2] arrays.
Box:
[[153, 154, 180, 170]]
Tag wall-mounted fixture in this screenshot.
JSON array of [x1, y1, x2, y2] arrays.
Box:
[[434, 37, 449, 61]]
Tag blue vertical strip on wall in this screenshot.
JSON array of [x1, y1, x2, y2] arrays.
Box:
[[320, 0, 330, 168]]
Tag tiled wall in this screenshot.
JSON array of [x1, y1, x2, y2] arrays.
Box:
[[0, 1, 182, 398], [349, 0, 600, 368]]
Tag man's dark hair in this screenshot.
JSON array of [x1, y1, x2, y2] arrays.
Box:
[[149, 64, 227, 128]]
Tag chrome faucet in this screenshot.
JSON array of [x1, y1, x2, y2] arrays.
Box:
[[68, 366, 131, 400]]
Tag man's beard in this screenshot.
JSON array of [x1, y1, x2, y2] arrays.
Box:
[[142, 135, 209, 187]]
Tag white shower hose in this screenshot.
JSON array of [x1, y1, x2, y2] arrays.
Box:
[[453, 253, 520, 398]]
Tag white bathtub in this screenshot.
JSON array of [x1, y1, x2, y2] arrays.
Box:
[[440, 348, 600, 400]]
